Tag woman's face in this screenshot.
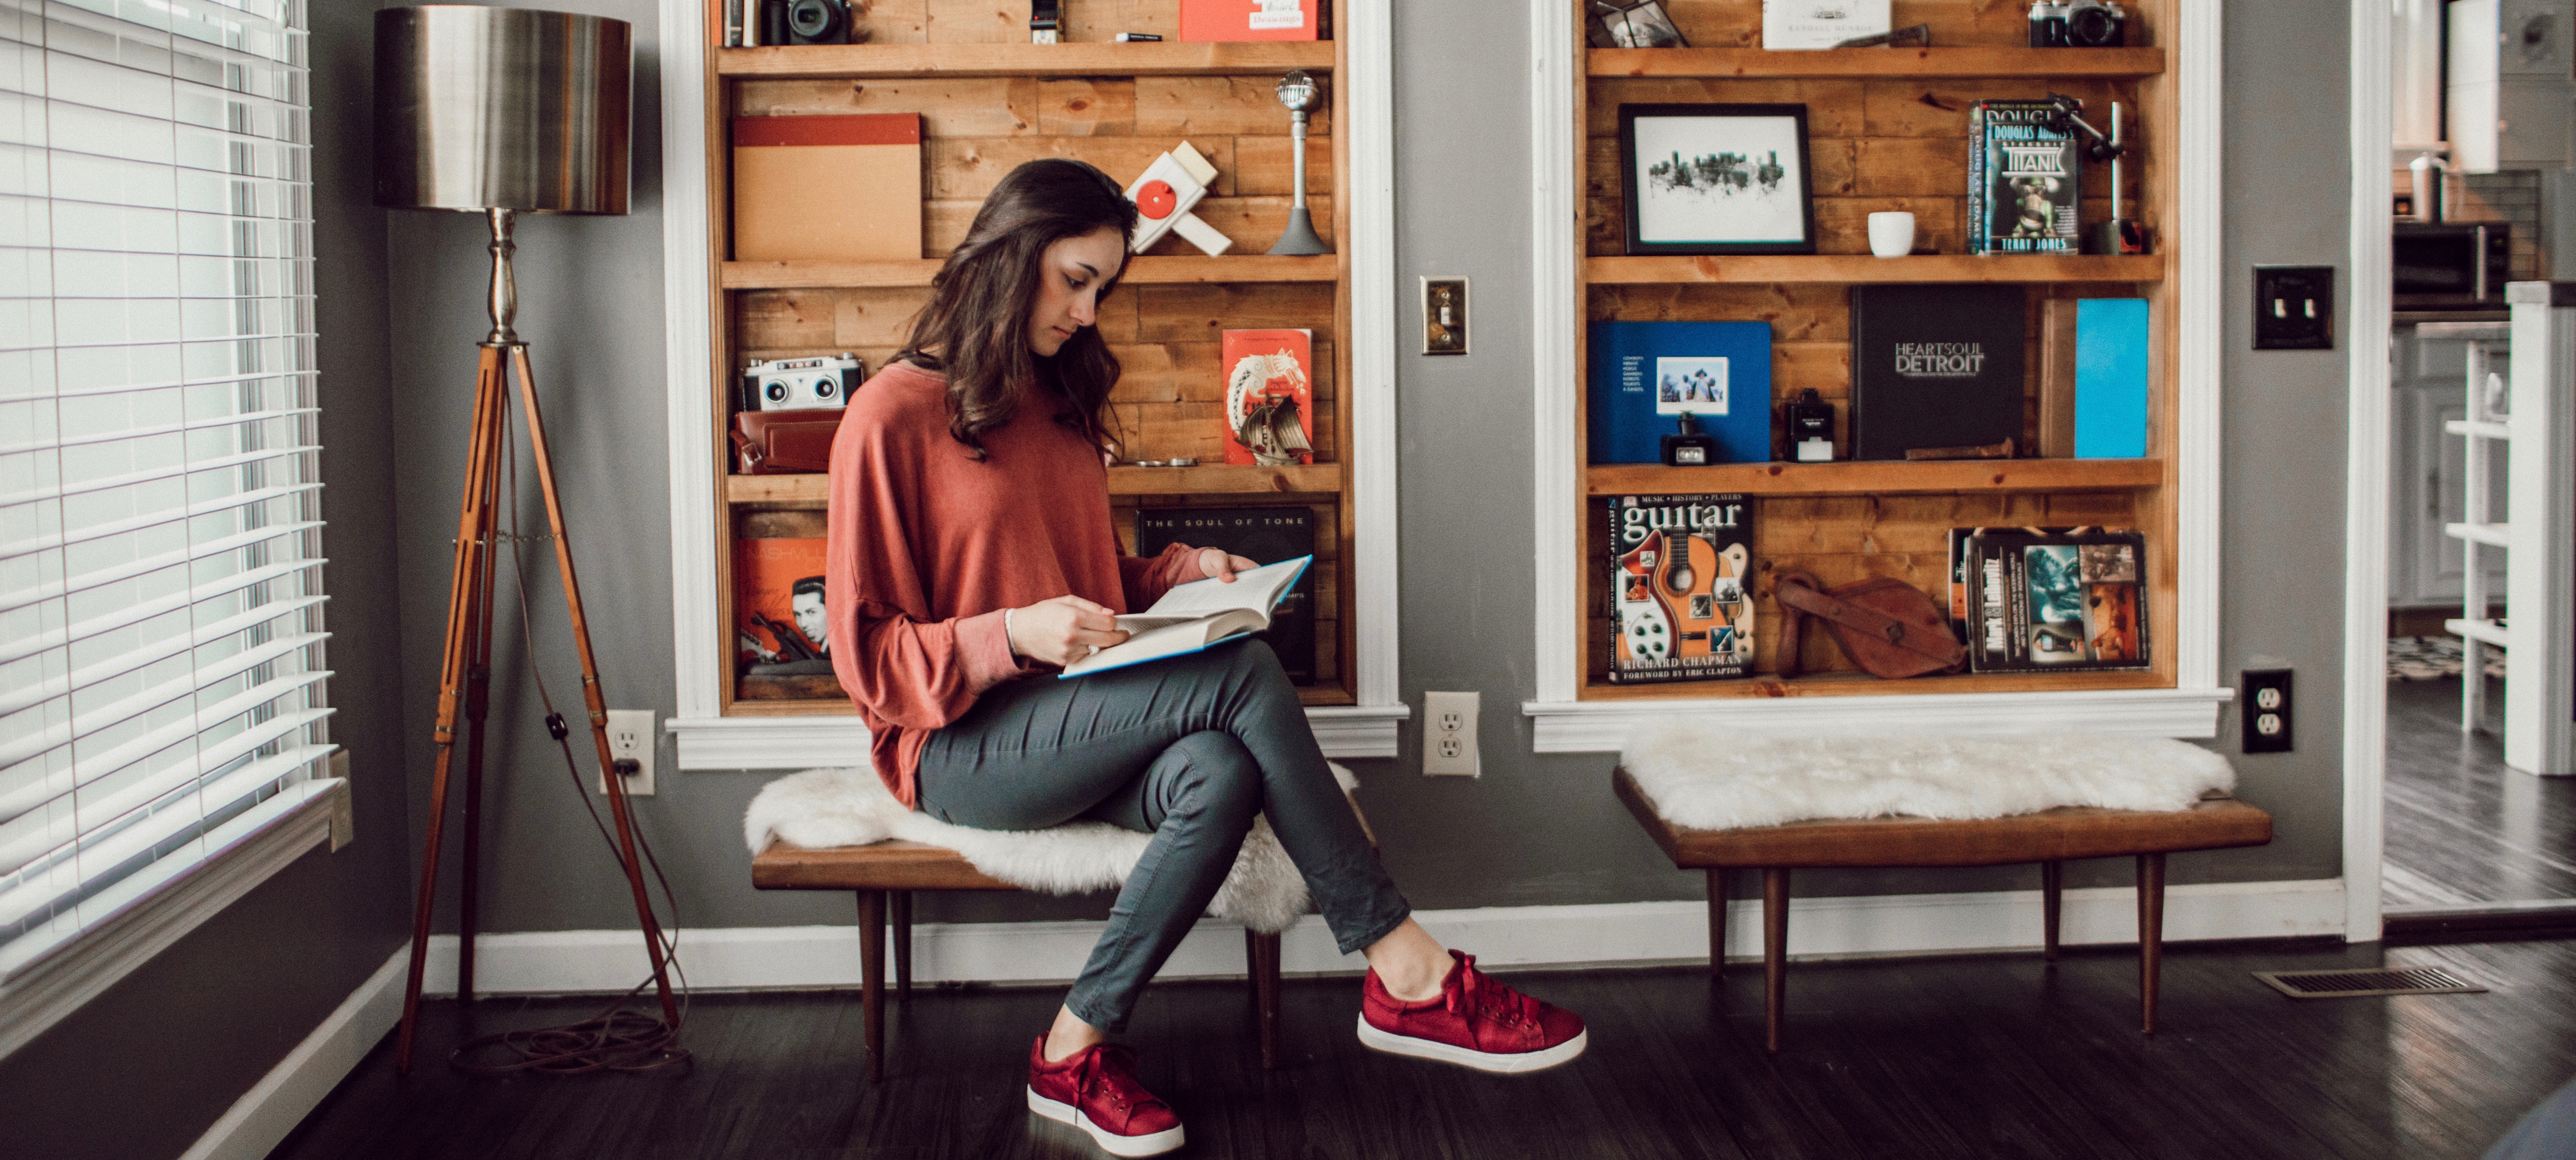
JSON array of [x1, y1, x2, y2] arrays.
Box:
[[1026, 225, 1128, 358]]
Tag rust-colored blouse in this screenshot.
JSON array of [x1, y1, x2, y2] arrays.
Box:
[[823, 360, 1201, 805]]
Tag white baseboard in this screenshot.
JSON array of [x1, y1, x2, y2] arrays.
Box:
[[180, 946, 407, 1160], [415, 879, 2348, 996]]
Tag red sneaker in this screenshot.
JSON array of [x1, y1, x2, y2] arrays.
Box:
[[1358, 950, 1587, 1073], [1025, 1035, 1186, 1157]]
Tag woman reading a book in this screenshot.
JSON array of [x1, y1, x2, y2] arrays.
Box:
[[825, 159, 1584, 1156]]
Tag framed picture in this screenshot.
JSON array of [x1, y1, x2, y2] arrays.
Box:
[[1618, 103, 1817, 256], [1587, 1, 1687, 48]]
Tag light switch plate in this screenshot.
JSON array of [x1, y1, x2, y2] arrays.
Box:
[[2253, 266, 2333, 350], [1421, 277, 1468, 355]]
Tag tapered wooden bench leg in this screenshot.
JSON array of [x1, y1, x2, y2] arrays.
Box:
[[1707, 868, 1727, 977], [891, 890, 913, 998], [2136, 852, 2165, 1035], [1763, 867, 1789, 1053], [2041, 860, 2063, 962], [858, 889, 886, 1081], [1250, 930, 1282, 1070]]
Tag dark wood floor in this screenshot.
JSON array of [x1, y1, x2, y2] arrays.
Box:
[[278, 937, 2576, 1160], [2384, 675, 2576, 907]]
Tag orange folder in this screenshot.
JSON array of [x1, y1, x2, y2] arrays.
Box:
[[1179, 0, 1320, 42]]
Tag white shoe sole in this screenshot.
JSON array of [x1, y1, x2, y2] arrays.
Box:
[[1355, 1014, 1589, 1074], [1026, 1086, 1186, 1157]]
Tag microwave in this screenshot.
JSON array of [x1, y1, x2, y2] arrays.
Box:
[[2393, 222, 2511, 307]]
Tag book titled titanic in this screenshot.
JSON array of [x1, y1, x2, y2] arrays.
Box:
[[1060, 557, 1314, 679]]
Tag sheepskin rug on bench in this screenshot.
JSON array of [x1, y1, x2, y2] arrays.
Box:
[[742, 764, 1359, 935], [1621, 724, 2236, 832]]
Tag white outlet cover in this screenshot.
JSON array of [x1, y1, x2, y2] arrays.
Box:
[[601, 709, 656, 796], [1422, 691, 1480, 776]]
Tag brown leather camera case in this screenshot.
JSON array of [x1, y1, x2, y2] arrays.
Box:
[[1772, 569, 1967, 681], [731, 408, 843, 475]]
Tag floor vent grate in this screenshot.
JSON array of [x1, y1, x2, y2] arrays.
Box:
[[2253, 966, 2488, 999]]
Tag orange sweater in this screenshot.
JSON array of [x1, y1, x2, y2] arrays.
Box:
[[824, 360, 1202, 805]]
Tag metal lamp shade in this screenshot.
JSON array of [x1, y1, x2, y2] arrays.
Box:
[[375, 6, 632, 214]]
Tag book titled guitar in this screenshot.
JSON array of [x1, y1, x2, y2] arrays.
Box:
[[1060, 556, 1314, 679]]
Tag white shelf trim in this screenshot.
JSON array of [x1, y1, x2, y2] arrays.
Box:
[[2444, 521, 2511, 547], [1523, 0, 2226, 735], [656, 2, 1403, 746], [673, 702, 1407, 770], [1525, 687, 2234, 754]]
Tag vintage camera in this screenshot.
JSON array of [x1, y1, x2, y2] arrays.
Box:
[[2063, 0, 2125, 46], [742, 354, 860, 412], [761, 0, 854, 45]]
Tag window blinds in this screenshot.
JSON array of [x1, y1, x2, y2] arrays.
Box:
[[0, 0, 331, 977]]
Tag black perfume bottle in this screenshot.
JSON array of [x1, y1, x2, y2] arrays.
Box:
[[1784, 388, 1835, 462], [1661, 413, 1717, 466]]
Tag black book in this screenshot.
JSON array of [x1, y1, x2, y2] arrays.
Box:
[[1848, 283, 2026, 461], [1962, 527, 2150, 674], [1135, 507, 1316, 684]]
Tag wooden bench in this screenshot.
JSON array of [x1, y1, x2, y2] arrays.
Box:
[[1612, 767, 2273, 1051], [751, 838, 1285, 1081]]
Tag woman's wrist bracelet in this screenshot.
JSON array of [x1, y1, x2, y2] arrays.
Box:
[[1003, 607, 1017, 655]]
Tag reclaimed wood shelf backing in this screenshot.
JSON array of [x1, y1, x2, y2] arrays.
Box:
[[705, 0, 1361, 715], [1567, 0, 2183, 699]]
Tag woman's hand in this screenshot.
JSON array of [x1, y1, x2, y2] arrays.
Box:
[[1007, 595, 1129, 667], [1196, 548, 1260, 583]]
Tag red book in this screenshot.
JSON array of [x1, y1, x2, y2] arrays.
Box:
[[1180, 0, 1320, 42], [733, 537, 830, 671], [1221, 329, 1315, 466]]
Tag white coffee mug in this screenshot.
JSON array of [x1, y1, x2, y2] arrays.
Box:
[[1868, 211, 1917, 258]]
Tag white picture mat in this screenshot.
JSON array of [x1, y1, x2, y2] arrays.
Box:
[[1632, 115, 1809, 244], [1654, 356, 1730, 415]]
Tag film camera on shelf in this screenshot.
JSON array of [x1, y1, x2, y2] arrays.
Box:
[[2027, 0, 2126, 48], [733, 354, 860, 475], [758, 0, 856, 44]]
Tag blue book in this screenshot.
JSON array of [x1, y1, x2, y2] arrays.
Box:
[[1589, 321, 1774, 465], [1059, 556, 1313, 679], [2074, 299, 2149, 459]]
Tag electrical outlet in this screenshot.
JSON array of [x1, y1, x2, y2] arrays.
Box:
[[599, 709, 656, 796], [1423, 691, 1479, 776], [2241, 669, 2293, 753]]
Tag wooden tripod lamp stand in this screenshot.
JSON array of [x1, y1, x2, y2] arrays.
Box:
[[373, 7, 672, 1073]]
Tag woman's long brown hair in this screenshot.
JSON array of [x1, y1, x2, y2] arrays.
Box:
[[895, 158, 1138, 458]]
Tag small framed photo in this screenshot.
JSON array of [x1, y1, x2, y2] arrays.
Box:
[[1619, 103, 1818, 256], [1588, 1, 1688, 48]]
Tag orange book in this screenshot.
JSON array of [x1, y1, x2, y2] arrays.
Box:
[[732, 114, 922, 262], [733, 537, 830, 672], [1180, 0, 1320, 42], [1221, 329, 1314, 466]]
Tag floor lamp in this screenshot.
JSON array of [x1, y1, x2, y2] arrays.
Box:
[[374, 6, 674, 1074]]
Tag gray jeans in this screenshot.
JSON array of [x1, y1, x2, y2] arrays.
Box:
[[915, 639, 1410, 1032]]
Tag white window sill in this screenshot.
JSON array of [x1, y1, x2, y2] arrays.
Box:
[[0, 777, 351, 1061], [1521, 687, 2234, 753], [670, 704, 1411, 770]]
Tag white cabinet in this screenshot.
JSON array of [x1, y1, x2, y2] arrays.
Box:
[[2390, 325, 2512, 608]]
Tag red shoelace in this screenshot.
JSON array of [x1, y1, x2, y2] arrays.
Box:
[[1446, 953, 1544, 1029], [1077, 1045, 1167, 1118]]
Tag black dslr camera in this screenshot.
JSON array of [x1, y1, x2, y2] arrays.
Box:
[[761, 0, 854, 45]]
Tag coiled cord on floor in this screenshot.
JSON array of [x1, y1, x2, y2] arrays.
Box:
[[448, 403, 692, 1078]]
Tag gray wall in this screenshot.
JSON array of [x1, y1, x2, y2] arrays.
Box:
[[0, 1, 420, 1157], [373, 0, 2357, 940]]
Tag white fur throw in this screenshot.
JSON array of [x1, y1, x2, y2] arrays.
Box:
[[1622, 724, 2235, 832], [742, 764, 1360, 934]]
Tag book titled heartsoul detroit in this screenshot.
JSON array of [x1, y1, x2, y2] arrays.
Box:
[[1060, 556, 1313, 679], [1847, 284, 2026, 461]]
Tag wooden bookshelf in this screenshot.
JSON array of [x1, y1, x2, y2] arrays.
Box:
[[1585, 459, 2161, 497], [1587, 46, 2164, 79], [703, 4, 1361, 716], [717, 41, 1335, 79], [1568, 0, 2182, 703], [1585, 254, 2164, 284], [722, 254, 1339, 290]]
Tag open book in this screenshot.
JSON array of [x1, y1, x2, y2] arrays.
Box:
[[1060, 556, 1313, 679]]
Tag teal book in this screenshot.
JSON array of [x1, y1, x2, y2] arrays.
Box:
[[2074, 299, 2149, 459]]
